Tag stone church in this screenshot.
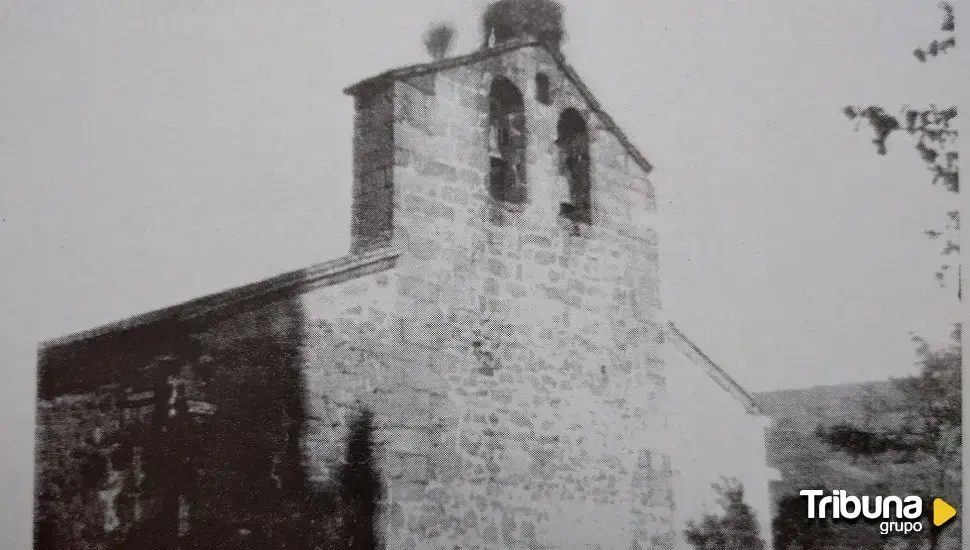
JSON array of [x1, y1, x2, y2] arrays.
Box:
[[34, 36, 774, 550]]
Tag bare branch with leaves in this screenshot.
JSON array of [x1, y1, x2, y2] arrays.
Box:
[[817, 328, 962, 550], [843, 2, 960, 299], [914, 2, 956, 62]]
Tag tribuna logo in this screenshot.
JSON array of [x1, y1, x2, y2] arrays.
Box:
[[800, 489, 924, 535]]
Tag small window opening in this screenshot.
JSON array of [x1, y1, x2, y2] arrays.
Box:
[[488, 76, 527, 204], [557, 108, 591, 223], [535, 73, 550, 104]]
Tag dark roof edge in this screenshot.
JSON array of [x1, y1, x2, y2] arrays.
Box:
[[39, 247, 403, 352], [665, 321, 765, 415], [344, 39, 654, 175], [545, 46, 655, 175], [343, 37, 539, 95]]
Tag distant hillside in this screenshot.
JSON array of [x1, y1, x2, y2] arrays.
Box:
[[755, 380, 905, 430], [753, 380, 913, 499], [755, 380, 962, 549]]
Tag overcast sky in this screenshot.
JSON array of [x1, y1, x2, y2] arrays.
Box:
[[0, 1, 964, 542]]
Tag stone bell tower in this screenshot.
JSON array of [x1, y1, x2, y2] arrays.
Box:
[[339, 35, 673, 549]]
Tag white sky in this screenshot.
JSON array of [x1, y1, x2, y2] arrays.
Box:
[[0, 1, 965, 543]]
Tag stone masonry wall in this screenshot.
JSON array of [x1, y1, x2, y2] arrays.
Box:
[[298, 44, 674, 550], [297, 247, 672, 550], [35, 392, 122, 544], [34, 43, 674, 550], [351, 82, 396, 253]]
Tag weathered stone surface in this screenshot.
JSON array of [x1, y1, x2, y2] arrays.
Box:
[[35, 42, 675, 550], [302, 43, 674, 550]]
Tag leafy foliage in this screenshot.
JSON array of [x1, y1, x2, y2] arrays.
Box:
[[772, 490, 893, 550], [482, 0, 566, 50], [834, 9, 963, 549], [423, 21, 456, 61], [817, 328, 962, 550], [817, 330, 961, 469], [772, 493, 831, 550], [842, 2, 960, 297], [843, 104, 958, 190], [914, 2, 956, 62], [335, 408, 385, 550], [684, 479, 766, 550]]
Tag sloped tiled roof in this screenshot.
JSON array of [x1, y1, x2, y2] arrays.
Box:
[[344, 37, 655, 176], [39, 247, 402, 353]]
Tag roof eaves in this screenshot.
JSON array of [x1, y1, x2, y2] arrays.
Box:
[[343, 38, 540, 96], [544, 48, 654, 174], [39, 247, 403, 353], [666, 321, 764, 415]]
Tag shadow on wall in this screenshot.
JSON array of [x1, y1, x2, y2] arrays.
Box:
[[33, 297, 385, 550]]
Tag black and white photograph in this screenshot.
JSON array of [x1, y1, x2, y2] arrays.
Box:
[[0, 1, 963, 549]]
